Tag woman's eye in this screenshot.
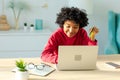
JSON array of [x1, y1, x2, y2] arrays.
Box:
[[66, 26, 70, 28], [74, 27, 79, 29]]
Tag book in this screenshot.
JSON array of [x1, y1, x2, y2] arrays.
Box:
[[106, 62, 120, 69]]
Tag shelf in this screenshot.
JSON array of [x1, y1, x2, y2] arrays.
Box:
[[0, 29, 52, 36]]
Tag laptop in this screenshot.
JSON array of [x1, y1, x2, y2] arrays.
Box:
[[57, 46, 98, 70]]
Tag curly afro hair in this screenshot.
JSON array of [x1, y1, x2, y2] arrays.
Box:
[[55, 7, 89, 28]]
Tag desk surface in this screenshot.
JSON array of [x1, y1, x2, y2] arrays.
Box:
[[0, 54, 120, 80]]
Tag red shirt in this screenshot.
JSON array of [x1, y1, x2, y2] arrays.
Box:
[[41, 28, 97, 64]]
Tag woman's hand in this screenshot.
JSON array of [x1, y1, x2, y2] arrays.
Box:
[[89, 26, 99, 41]]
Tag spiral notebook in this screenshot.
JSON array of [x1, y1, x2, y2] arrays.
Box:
[[12, 63, 55, 76]]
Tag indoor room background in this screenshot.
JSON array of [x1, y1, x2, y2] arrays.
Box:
[[0, 0, 119, 58]]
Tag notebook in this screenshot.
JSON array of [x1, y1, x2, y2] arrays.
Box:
[[57, 46, 98, 70], [12, 63, 55, 76]]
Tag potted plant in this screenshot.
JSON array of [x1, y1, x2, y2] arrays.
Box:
[[15, 59, 29, 80], [30, 24, 34, 31], [24, 23, 28, 31], [8, 0, 30, 29]]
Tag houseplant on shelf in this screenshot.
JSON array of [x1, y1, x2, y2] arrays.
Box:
[[15, 59, 29, 80], [8, 0, 30, 30], [30, 24, 34, 31]]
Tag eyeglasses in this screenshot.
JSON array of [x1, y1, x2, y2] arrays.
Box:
[[27, 63, 46, 70]]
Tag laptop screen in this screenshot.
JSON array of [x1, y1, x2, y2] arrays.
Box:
[[57, 46, 98, 70]]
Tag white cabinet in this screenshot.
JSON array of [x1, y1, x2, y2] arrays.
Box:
[[0, 29, 51, 58]]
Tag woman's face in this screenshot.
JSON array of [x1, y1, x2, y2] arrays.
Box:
[[63, 20, 79, 37]]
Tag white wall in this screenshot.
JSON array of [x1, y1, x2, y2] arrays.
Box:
[[0, 0, 120, 55], [0, 0, 68, 30], [90, 0, 120, 54]]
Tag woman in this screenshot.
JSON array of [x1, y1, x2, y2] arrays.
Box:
[[41, 7, 99, 64]]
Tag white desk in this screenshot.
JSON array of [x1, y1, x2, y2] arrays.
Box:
[[0, 54, 120, 80]]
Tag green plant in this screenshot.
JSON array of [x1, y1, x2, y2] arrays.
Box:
[[30, 24, 34, 27], [8, 0, 30, 29], [24, 23, 27, 26], [16, 59, 27, 72]]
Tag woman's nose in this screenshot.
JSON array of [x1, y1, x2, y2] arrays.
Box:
[[69, 28, 74, 33]]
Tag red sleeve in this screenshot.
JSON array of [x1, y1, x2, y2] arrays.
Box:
[[40, 34, 58, 64]]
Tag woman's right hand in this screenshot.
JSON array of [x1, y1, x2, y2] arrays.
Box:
[[89, 26, 99, 41]]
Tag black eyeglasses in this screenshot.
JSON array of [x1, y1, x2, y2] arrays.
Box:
[[27, 63, 46, 70]]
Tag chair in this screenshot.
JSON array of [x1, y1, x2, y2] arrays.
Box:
[[104, 11, 120, 54]]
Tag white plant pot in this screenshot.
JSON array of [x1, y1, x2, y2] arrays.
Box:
[[30, 27, 34, 31], [24, 26, 28, 31], [15, 71, 29, 80]]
